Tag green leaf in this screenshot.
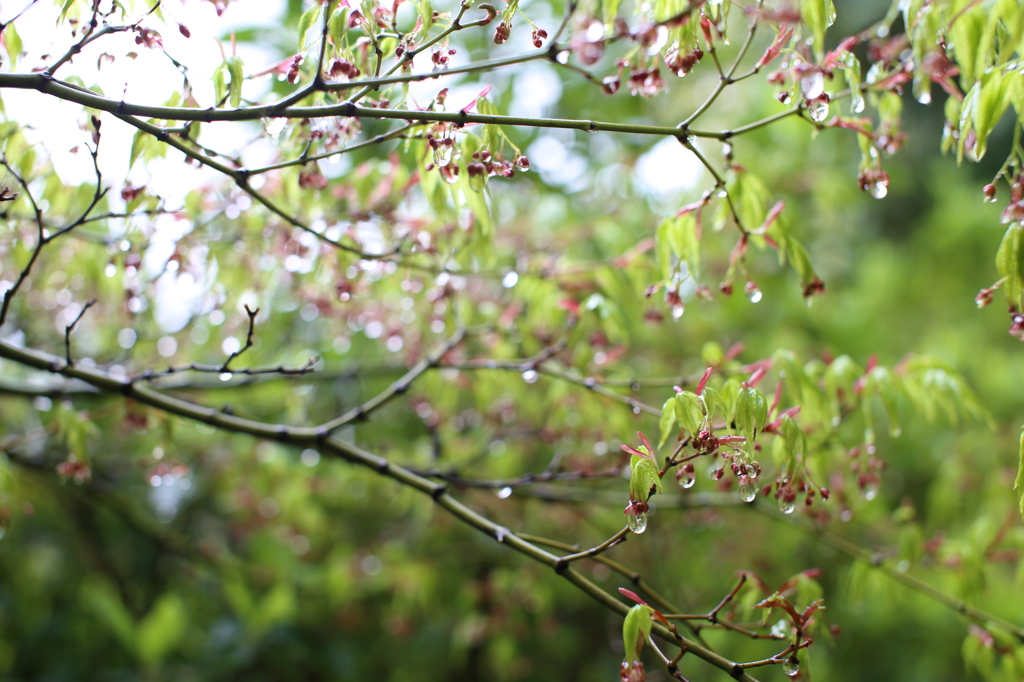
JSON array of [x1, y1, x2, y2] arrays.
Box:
[[622, 604, 653, 661], [136, 594, 186, 665], [630, 458, 662, 503], [728, 172, 770, 233], [297, 4, 323, 50], [80, 578, 136, 654], [735, 387, 767, 442], [996, 224, 1024, 311], [4, 22, 22, 71], [972, 70, 1011, 160], [1015, 429, 1024, 518], [674, 391, 705, 435], [226, 56, 244, 108], [658, 397, 676, 448], [801, 0, 834, 58]]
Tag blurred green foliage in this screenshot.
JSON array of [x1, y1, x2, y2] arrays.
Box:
[[1, 0, 1024, 680]]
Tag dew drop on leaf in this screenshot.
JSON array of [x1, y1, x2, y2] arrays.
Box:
[[627, 511, 648, 534]]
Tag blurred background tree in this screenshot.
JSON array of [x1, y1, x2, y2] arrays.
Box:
[[0, 0, 1023, 680]]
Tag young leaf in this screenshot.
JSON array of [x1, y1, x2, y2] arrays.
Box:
[[658, 398, 677, 448], [674, 391, 704, 435], [622, 604, 653, 661]]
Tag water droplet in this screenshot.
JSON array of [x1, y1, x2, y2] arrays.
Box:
[[497, 486, 512, 499], [627, 511, 648, 534], [219, 372, 233, 382], [917, 90, 932, 105], [864, 483, 878, 501], [746, 286, 763, 303], [716, 188, 728, 198], [522, 369, 538, 384], [502, 271, 519, 288], [632, 406, 641, 415], [778, 91, 792, 105], [783, 657, 800, 677], [738, 478, 757, 502], [778, 496, 795, 514], [851, 91, 865, 114], [745, 463, 758, 479], [104, 263, 117, 277], [807, 97, 829, 122], [671, 305, 684, 320], [433, 139, 454, 167], [679, 473, 695, 489], [870, 180, 888, 199], [515, 156, 530, 172]]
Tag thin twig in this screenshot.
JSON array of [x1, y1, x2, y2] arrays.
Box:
[[64, 299, 97, 366]]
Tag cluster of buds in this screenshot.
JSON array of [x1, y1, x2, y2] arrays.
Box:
[[328, 58, 361, 81], [464, 150, 530, 181], [56, 455, 91, 485], [628, 66, 666, 97], [432, 47, 456, 68], [133, 27, 163, 49], [1000, 180, 1024, 224], [531, 28, 548, 48], [298, 164, 328, 190], [664, 43, 703, 77], [620, 661, 646, 682], [1009, 310, 1024, 341], [493, 20, 512, 45]]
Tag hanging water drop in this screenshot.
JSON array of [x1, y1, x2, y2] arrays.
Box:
[[716, 188, 728, 198], [778, 91, 792, 105], [870, 180, 888, 199], [219, 372, 233, 382], [522, 369, 538, 384], [864, 482, 878, 501], [679, 474, 695, 489], [497, 486, 512, 499], [917, 90, 932, 105], [851, 91, 865, 114], [104, 263, 117, 277], [778, 495, 795, 514], [806, 96, 829, 122], [783, 657, 800, 677], [433, 139, 454, 167], [738, 478, 757, 502], [746, 285, 763, 303], [627, 511, 648, 534], [671, 304, 684, 320]]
